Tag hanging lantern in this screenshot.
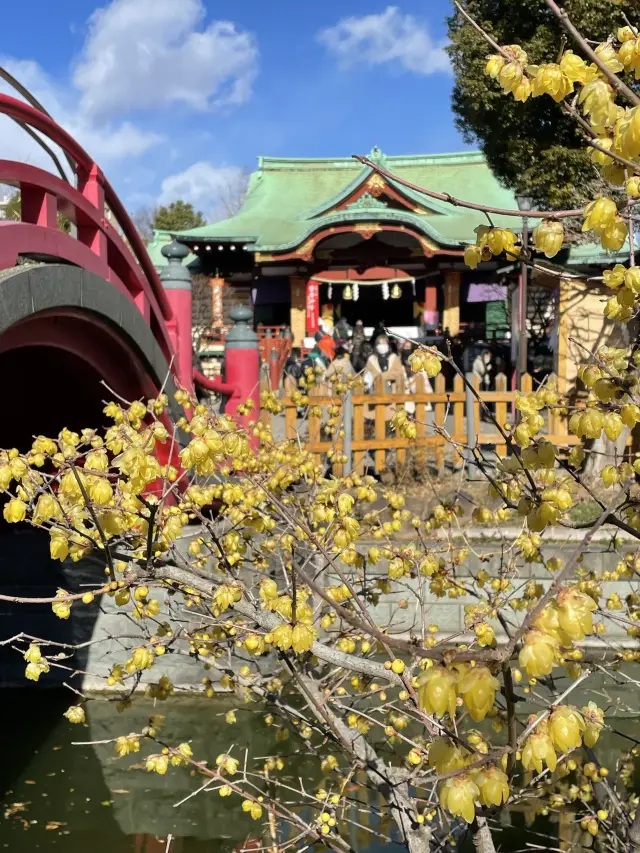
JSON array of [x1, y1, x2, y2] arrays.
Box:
[[353, 283, 359, 302], [382, 282, 389, 300], [327, 284, 333, 300], [391, 283, 402, 299], [343, 284, 353, 301]]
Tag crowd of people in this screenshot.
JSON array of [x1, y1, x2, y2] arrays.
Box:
[[284, 320, 423, 394], [283, 318, 516, 398], [283, 320, 439, 429]]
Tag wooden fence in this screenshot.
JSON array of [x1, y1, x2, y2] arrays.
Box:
[[260, 371, 619, 476]]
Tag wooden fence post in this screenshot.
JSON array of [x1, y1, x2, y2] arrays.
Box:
[[396, 373, 407, 473], [453, 374, 465, 468], [308, 385, 322, 468], [284, 376, 297, 440], [495, 372, 507, 457], [434, 373, 445, 474], [343, 389, 353, 474], [374, 376, 386, 473], [415, 374, 427, 473], [354, 391, 365, 476]]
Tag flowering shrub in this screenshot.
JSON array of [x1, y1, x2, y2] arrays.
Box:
[[4, 4, 640, 852]]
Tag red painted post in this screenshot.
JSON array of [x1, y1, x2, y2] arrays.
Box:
[[77, 163, 108, 261], [159, 241, 193, 391], [222, 306, 261, 439], [21, 186, 57, 227], [193, 307, 261, 445]]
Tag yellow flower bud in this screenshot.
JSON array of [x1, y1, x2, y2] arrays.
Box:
[[52, 590, 72, 620]]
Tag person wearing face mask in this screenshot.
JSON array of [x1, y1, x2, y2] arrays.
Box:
[[364, 335, 407, 421]]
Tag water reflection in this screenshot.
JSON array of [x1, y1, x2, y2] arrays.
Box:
[[0, 692, 298, 852], [0, 690, 638, 852]]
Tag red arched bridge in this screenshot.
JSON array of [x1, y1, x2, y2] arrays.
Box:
[[0, 93, 187, 448], [0, 92, 260, 452], [0, 93, 267, 683]]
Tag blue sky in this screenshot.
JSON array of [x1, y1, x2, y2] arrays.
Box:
[[0, 0, 465, 218]]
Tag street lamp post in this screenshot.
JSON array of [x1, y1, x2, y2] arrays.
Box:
[[516, 194, 534, 388]]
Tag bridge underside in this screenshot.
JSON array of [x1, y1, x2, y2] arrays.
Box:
[[0, 264, 179, 687]]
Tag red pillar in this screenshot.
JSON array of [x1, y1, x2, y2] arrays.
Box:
[[424, 285, 438, 330], [159, 240, 193, 391], [305, 279, 320, 336]]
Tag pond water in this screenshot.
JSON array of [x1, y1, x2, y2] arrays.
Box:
[[0, 689, 637, 853]]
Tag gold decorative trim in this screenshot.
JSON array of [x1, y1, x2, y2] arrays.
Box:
[[296, 238, 316, 261], [419, 235, 440, 255], [365, 174, 386, 196], [354, 222, 382, 240], [255, 252, 275, 262]]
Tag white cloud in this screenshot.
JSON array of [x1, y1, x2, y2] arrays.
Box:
[[319, 6, 449, 76], [0, 57, 162, 172], [0, 0, 257, 195], [73, 0, 258, 120], [159, 161, 248, 221]]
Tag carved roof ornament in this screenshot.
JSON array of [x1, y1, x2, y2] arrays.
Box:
[[367, 145, 388, 168], [364, 173, 387, 197], [346, 192, 390, 211]]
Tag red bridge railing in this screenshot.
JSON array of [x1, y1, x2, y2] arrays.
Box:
[[0, 94, 182, 384]]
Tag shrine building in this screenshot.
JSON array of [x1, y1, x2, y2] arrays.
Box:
[[148, 146, 629, 391], [151, 147, 523, 345]]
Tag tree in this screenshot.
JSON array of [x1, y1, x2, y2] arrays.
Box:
[[131, 205, 156, 242], [6, 6, 640, 853], [447, 1, 640, 209], [215, 167, 250, 220], [152, 199, 206, 233]]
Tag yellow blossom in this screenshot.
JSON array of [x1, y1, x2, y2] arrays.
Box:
[[548, 706, 584, 753], [52, 589, 72, 620], [458, 666, 500, 722], [417, 666, 458, 719], [533, 220, 564, 258], [522, 719, 557, 774], [519, 630, 557, 679], [439, 774, 479, 823], [3, 498, 27, 523], [64, 705, 86, 724], [475, 765, 509, 807]]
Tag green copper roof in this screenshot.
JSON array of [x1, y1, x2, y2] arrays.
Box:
[[147, 229, 198, 271], [147, 147, 622, 270], [171, 148, 520, 252], [563, 240, 631, 267]]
